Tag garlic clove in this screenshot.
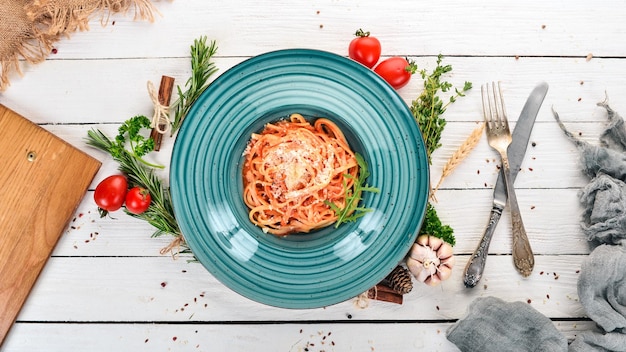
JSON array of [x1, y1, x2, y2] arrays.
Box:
[[425, 274, 441, 286], [407, 256, 437, 282], [437, 264, 454, 281], [437, 241, 455, 260]]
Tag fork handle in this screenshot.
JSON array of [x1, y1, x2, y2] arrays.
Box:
[[463, 202, 504, 288], [501, 156, 535, 277]]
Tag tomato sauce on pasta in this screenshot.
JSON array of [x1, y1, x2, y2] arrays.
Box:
[[242, 113, 358, 235]]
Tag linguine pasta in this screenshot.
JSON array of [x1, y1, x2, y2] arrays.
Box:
[[242, 113, 358, 235]]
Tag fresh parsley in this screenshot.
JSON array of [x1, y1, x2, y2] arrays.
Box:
[[326, 153, 380, 228], [419, 203, 455, 246], [103, 115, 163, 169]]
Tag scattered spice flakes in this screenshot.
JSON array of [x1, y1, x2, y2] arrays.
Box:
[[51, 47, 58, 54], [531, 141, 537, 147], [586, 53, 593, 61], [540, 271, 544, 275], [172, 336, 177, 341], [541, 24, 546, 29], [319, 24, 324, 29], [477, 169, 480, 174], [316, 10, 320, 14], [483, 284, 488, 290], [554, 273, 560, 280], [515, 55, 520, 60], [346, 313, 353, 319], [580, 80, 585, 85], [547, 294, 551, 299], [527, 299, 532, 304], [161, 282, 167, 288], [145, 338, 149, 343], [528, 167, 534, 172], [436, 305, 440, 311], [578, 97, 582, 102], [576, 270, 580, 274], [112, 20, 116, 25], [530, 205, 536, 210], [484, 182, 488, 187]]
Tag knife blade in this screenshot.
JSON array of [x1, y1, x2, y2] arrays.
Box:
[[463, 81, 549, 288]]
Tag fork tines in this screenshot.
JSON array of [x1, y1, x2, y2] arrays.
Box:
[[481, 81, 509, 129]]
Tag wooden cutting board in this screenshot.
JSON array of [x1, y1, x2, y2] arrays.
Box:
[[0, 105, 101, 345]]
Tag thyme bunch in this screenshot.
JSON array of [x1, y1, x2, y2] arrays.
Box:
[[411, 54, 472, 163], [171, 36, 219, 134], [409, 54, 472, 246]]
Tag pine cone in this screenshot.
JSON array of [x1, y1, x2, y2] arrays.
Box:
[[384, 266, 413, 294]]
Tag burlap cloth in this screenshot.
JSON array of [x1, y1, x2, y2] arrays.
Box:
[[0, 0, 158, 91]]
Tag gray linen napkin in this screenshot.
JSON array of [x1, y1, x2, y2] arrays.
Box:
[[570, 244, 626, 352], [446, 100, 626, 352], [446, 296, 568, 352]]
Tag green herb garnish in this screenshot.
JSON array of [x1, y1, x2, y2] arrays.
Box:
[[106, 115, 163, 169], [411, 54, 472, 163], [85, 127, 181, 240], [419, 203, 455, 246], [410, 54, 470, 246], [325, 153, 379, 228], [170, 36, 219, 134]]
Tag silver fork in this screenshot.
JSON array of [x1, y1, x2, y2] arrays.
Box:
[[482, 82, 534, 277]]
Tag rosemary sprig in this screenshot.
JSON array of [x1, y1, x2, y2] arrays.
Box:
[[85, 128, 180, 239], [326, 153, 380, 227], [170, 36, 219, 134], [410, 54, 472, 163]]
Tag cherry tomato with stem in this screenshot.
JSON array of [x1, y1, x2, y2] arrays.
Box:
[[348, 29, 381, 68], [125, 186, 152, 215], [374, 57, 418, 90], [94, 175, 128, 217]]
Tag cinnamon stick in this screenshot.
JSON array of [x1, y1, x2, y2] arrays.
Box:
[[150, 75, 175, 151], [367, 284, 403, 304]]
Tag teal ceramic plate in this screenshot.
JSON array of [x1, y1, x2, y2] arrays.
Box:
[[170, 49, 429, 308]]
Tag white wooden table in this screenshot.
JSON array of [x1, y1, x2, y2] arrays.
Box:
[[1, 0, 623, 350]]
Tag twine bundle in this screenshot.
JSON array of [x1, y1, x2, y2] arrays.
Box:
[[0, 0, 158, 91]]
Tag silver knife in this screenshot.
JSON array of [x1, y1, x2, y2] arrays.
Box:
[[463, 81, 549, 288]]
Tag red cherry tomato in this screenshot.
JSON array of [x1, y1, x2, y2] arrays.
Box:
[[125, 187, 151, 215], [94, 175, 128, 216], [373, 57, 417, 90], [348, 29, 381, 68]]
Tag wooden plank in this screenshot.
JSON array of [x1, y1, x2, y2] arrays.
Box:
[[1, 320, 598, 352], [14, 255, 586, 322], [31, 0, 626, 59], [0, 106, 101, 344], [50, 187, 589, 257], [2, 56, 626, 126]]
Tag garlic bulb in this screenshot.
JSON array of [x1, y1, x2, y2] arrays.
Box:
[[406, 235, 455, 286]]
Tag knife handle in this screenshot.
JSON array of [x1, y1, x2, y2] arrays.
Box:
[[503, 163, 535, 277], [463, 203, 504, 288]]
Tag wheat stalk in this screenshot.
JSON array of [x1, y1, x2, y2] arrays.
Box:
[[431, 122, 485, 201]]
